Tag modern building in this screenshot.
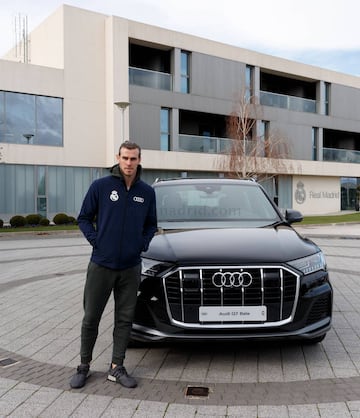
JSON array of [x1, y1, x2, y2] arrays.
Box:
[[1, 4, 359, 222]]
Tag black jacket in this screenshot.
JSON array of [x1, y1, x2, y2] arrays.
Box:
[[78, 165, 157, 269]]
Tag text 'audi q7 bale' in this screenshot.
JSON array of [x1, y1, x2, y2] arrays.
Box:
[[132, 178, 332, 345]]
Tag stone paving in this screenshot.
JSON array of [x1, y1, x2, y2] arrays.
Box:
[[0, 225, 359, 417]]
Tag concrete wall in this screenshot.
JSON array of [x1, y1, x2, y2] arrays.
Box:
[[330, 84, 360, 122], [191, 53, 244, 100]]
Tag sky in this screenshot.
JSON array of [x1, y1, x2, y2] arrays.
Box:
[[0, 0, 359, 76]]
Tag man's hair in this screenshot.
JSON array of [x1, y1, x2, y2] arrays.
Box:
[[119, 141, 141, 158]]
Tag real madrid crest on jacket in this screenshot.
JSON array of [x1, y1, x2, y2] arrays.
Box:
[[77, 163, 157, 270]]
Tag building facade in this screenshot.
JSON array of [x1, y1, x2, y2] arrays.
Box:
[[1, 4, 360, 222]]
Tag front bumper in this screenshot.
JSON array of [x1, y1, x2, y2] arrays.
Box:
[[131, 317, 331, 343]]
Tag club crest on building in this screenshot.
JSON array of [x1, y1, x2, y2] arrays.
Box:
[[295, 181, 306, 204]]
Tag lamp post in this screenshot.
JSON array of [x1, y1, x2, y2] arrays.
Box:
[[114, 102, 130, 142], [23, 133, 34, 144]]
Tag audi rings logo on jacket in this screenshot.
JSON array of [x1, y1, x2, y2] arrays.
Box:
[[133, 196, 144, 203], [211, 271, 253, 288]]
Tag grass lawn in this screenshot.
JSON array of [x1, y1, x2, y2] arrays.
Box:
[[0, 224, 80, 234], [301, 212, 360, 225]]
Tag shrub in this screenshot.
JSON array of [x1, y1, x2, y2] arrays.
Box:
[[53, 212, 70, 225], [10, 215, 26, 227], [25, 213, 42, 226], [39, 217, 50, 226], [0, 219, 3, 228], [68, 216, 77, 224]]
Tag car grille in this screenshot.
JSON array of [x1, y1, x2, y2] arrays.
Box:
[[163, 266, 299, 328]]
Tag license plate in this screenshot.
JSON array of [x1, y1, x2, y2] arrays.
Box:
[[199, 306, 267, 322]]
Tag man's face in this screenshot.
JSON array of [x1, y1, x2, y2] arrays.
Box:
[[116, 147, 141, 179]]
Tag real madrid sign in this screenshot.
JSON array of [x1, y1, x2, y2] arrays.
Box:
[[292, 176, 340, 215]]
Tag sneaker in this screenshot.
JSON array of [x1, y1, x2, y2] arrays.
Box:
[[107, 365, 137, 388], [70, 364, 90, 388]]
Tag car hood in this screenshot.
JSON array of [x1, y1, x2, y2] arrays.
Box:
[[143, 226, 320, 265]]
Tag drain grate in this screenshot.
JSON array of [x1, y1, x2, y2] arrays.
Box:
[[185, 386, 210, 398], [0, 358, 19, 367]]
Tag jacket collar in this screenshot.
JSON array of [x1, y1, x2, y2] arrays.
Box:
[[109, 164, 142, 187]]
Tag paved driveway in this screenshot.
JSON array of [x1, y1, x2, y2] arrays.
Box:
[[0, 230, 360, 417]]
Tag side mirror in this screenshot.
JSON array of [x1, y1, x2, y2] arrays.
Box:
[[285, 209, 303, 224]]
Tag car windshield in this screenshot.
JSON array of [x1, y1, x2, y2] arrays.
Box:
[[155, 181, 281, 229]]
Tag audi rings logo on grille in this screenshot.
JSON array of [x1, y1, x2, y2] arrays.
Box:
[[212, 271, 253, 288]]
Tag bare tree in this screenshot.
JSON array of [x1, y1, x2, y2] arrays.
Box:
[[219, 91, 293, 181]]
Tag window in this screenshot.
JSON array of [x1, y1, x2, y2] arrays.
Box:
[[258, 120, 269, 157], [180, 51, 190, 93], [312, 127, 318, 160], [5, 92, 35, 144], [324, 82, 330, 115], [0, 164, 107, 219], [341, 177, 360, 210], [36, 96, 63, 146], [37, 166, 47, 218], [0, 164, 35, 214], [0, 91, 63, 146], [245, 65, 254, 102], [0, 91, 4, 127], [160, 108, 171, 151]]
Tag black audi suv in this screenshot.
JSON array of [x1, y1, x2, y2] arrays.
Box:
[[132, 178, 332, 344]]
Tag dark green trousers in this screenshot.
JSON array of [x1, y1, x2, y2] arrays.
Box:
[[80, 261, 141, 365]]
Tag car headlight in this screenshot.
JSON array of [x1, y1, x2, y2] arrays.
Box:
[[288, 252, 327, 275], [141, 258, 173, 277]]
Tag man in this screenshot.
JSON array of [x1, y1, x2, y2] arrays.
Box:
[[70, 141, 157, 389]]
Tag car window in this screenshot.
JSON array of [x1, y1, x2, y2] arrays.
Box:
[[155, 182, 280, 228]]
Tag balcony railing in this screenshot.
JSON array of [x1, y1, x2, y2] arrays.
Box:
[[175, 139, 360, 164], [176, 135, 270, 155], [323, 147, 360, 164], [260, 91, 316, 113], [175, 135, 232, 154], [129, 67, 172, 90]]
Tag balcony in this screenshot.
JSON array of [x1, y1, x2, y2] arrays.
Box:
[[323, 147, 360, 164], [129, 67, 172, 90], [260, 91, 316, 113]]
